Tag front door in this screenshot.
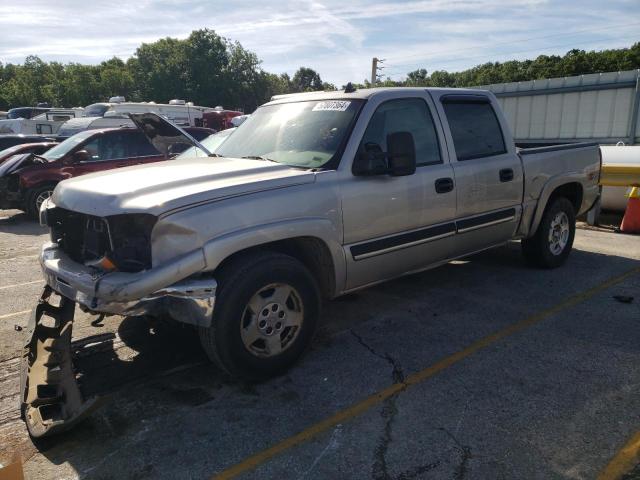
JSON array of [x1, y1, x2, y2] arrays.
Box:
[[341, 95, 456, 290]]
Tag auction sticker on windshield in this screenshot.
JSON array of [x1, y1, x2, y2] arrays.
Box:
[[312, 100, 351, 112]]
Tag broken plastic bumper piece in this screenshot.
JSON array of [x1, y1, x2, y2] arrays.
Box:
[[20, 286, 100, 438]]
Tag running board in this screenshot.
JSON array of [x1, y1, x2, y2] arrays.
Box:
[[20, 286, 100, 438]]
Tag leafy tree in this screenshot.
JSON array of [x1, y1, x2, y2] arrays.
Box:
[[0, 37, 638, 112], [291, 67, 324, 92], [406, 68, 428, 86]]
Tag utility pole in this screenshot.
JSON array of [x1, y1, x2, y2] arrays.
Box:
[[371, 57, 384, 86]]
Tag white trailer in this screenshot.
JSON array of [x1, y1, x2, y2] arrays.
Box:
[[57, 98, 214, 137], [0, 109, 84, 135]]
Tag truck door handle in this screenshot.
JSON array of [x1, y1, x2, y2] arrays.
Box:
[[499, 168, 514, 182], [435, 177, 454, 194]]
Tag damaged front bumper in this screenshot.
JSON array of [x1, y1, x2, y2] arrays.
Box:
[[39, 242, 217, 328], [21, 244, 217, 437]]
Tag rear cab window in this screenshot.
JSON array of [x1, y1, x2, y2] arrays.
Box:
[[442, 96, 506, 161]]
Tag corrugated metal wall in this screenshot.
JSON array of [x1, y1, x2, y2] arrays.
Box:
[[477, 70, 640, 145]]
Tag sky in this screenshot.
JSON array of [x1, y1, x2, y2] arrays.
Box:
[[0, 0, 639, 87]]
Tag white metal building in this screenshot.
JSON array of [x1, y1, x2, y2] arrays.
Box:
[[477, 69, 640, 145]]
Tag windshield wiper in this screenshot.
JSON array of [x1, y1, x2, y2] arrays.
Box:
[[32, 154, 49, 164], [208, 153, 223, 157], [241, 155, 278, 163]]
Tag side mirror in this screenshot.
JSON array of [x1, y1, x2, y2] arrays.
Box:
[[353, 142, 387, 176], [68, 150, 90, 164], [387, 131, 416, 176]]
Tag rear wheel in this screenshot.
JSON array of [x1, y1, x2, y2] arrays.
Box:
[[522, 196, 576, 268], [27, 184, 55, 220], [199, 252, 321, 380]]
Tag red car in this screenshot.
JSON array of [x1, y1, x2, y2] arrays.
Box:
[[0, 142, 58, 164], [0, 125, 213, 217]]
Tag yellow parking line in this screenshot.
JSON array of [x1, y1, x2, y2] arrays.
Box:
[[213, 266, 640, 480], [598, 430, 640, 480], [0, 310, 31, 320], [0, 280, 41, 290]]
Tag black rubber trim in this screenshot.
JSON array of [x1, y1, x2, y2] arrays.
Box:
[[350, 222, 456, 259], [456, 208, 516, 231], [441, 94, 491, 104], [518, 142, 599, 155]]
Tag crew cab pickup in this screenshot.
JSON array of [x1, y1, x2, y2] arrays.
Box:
[[22, 87, 600, 437]]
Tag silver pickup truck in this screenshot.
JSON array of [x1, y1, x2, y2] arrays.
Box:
[[22, 87, 601, 437]]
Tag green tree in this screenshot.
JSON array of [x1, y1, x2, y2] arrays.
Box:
[[406, 68, 428, 86], [98, 57, 135, 101], [132, 37, 189, 102], [291, 67, 323, 92]]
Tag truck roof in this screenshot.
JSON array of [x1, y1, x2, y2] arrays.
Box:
[[268, 87, 491, 104]]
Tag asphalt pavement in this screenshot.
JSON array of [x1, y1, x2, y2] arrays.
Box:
[[0, 209, 639, 480]]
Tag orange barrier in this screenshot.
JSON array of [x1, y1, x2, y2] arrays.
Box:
[[620, 187, 640, 234]]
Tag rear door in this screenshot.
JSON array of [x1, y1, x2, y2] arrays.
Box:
[[432, 93, 523, 256], [124, 130, 165, 165], [70, 131, 145, 176]]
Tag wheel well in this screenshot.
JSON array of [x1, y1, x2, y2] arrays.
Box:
[[214, 237, 337, 299], [548, 182, 583, 213], [29, 182, 58, 195]]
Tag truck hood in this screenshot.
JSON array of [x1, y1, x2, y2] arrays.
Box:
[[128, 112, 212, 157], [52, 157, 316, 217]]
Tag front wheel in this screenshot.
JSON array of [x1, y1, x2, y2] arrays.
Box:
[[27, 185, 56, 220], [522, 196, 576, 269], [199, 252, 321, 380]]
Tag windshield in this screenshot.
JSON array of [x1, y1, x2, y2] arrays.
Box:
[[216, 99, 363, 169], [8, 108, 42, 119], [42, 130, 95, 160], [177, 128, 235, 158], [83, 103, 110, 117]]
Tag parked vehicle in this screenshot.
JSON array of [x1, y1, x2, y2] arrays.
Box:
[[202, 107, 244, 130], [0, 134, 57, 150], [175, 127, 235, 158], [0, 109, 84, 135], [57, 98, 219, 138], [0, 126, 213, 217], [230, 114, 250, 127], [0, 111, 7, 120], [24, 87, 601, 437], [7, 106, 51, 119], [0, 142, 58, 164]]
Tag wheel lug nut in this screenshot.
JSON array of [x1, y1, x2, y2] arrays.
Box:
[[271, 304, 278, 312], [266, 327, 273, 335], [278, 311, 285, 318], [259, 320, 266, 328], [276, 322, 282, 329], [262, 309, 269, 316]]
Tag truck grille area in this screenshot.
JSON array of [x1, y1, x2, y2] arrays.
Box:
[[46, 208, 157, 273]]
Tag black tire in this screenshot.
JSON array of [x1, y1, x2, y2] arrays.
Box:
[[27, 184, 56, 220], [199, 251, 321, 380], [522, 196, 576, 269]]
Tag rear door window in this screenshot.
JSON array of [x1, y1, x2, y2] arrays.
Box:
[[127, 131, 161, 157], [442, 98, 506, 161]]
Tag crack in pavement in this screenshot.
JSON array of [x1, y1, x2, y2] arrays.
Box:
[[350, 330, 439, 480], [441, 427, 472, 480], [350, 330, 405, 384]]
